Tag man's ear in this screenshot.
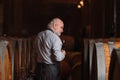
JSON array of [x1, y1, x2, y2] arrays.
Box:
[[53, 23, 57, 29]]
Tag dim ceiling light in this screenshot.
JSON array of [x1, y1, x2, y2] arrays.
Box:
[[79, 1, 84, 6], [77, 4, 81, 8]]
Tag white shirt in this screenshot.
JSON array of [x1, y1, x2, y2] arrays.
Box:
[[34, 29, 65, 64]]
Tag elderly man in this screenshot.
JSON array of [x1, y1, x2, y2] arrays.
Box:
[[34, 18, 66, 80]]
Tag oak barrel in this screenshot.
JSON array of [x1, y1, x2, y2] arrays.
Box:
[[0, 37, 34, 80], [0, 40, 12, 80], [89, 38, 120, 80], [109, 48, 120, 80], [60, 51, 82, 80], [60, 35, 75, 51]]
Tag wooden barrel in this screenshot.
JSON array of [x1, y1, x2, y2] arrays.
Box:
[[0, 40, 12, 80], [0, 37, 34, 80], [71, 62, 82, 80], [60, 60, 71, 80], [6, 38, 33, 80], [82, 39, 90, 80], [12, 38, 33, 80], [109, 48, 120, 80], [89, 38, 120, 80], [60, 35, 75, 51], [70, 52, 82, 80], [68, 51, 82, 80], [60, 51, 82, 80]]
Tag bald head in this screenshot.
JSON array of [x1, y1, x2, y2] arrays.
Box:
[[47, 18, 64, 36], [48, 18, 63, 28]]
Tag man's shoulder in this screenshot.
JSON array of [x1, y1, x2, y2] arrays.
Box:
[[36, 30, 52, 37], [37, 30, 46, 35]]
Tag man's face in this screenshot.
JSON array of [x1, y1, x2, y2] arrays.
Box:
[[54, 20, 64, 36]]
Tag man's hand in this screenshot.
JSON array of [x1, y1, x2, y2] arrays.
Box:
[[61, 49, 66, 55]]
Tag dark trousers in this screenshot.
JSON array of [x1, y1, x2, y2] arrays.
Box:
[[34, 62, 61, 80]]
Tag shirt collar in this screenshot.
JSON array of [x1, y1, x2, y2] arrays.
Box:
[[47, 28, 54, 33]]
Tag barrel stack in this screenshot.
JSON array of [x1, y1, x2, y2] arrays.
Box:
[[60, 35, 82, 80], [0, 35, 82, 80], [0, 36, 34, 80], [83, 38, 120, 80]]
